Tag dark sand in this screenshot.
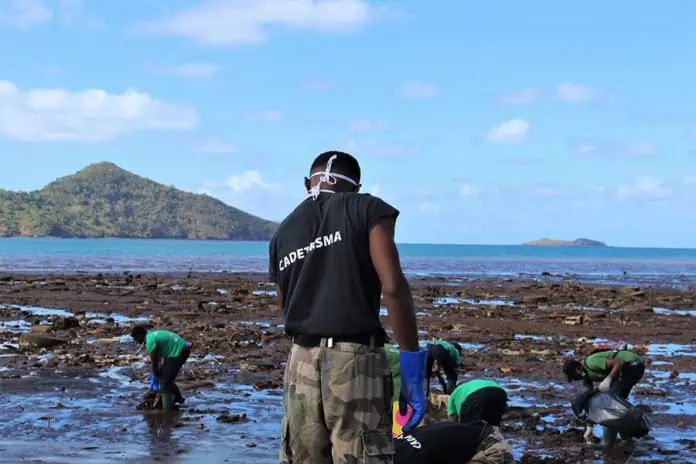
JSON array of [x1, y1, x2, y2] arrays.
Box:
[[1, 273, 694, 463]]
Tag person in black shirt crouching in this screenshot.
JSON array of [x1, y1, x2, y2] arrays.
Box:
[[394, 421, 515, 464], [270, 151, 427, 463]]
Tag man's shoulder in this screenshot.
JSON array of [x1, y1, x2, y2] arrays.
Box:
[[271, 201, 312, 238], [344, 192, 394, 207]]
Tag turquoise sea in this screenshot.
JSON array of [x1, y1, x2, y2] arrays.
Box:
[[2, 238, 696, 286]]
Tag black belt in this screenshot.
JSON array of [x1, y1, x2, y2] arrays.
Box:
[[292, 334, 385, 348]]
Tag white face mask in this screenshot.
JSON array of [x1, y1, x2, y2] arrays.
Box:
[[307, 154, 359, 200]]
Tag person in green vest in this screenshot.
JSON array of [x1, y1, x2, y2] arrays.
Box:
[[425, 339, 462, 395], [562, 348, 645, 448], [447, 379, 508, 426], [131, 325, 191, 412]]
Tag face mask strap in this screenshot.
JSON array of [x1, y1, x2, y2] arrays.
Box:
[[307, 154, 359, 200]]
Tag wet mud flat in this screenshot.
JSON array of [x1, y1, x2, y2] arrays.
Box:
[[1, 273, 695, 463]]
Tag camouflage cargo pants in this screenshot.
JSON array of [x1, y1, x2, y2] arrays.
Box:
[[279, 340, 395, 463], [469, 426, 515, 464]]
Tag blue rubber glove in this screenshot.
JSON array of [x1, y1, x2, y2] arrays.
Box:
[[398, 349, 427, 433], [149, 373, 159, 392]]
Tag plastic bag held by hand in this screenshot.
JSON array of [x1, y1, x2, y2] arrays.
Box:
[[598, 376, 612, 392], [398, 349, 427, 433], [149, 373, 159, 392]]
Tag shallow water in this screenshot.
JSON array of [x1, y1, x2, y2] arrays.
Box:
[[1, 305, 150, 325], [0, 368, 284, 464], [433, 297, 517, 307]]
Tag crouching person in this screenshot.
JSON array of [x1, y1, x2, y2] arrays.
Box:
[[131, 325, 191, 412], [394, 421, 514, 464], [426, 339, 462, 395], [448, 379, 508, 426], [563, 348, 645, 448]]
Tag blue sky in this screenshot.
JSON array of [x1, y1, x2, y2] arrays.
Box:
[[1, 0, 695, 247]]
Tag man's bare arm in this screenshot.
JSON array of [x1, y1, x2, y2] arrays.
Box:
[[369, 217, 419, 351], [605, 359, 624, 380], [275, 285, 283, 309]]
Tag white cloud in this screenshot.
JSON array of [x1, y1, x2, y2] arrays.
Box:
[[349, 119, 384, 132], [0, 0, 103, 30], [0, 80, 198, 142], [572, 140, 658, 158], [416, 201, 440, 215], [197, 139, 237, 155], [485, 119, 530, 143], [499, 88, 540, 105], [616, 176, 671, 200], [226, 170, 279, 192], [460, 184, 479, 197], [556, 82, 595, 103], [247, 109, 283, 122], [0, 0, 52, 28], [134, 0, 383, 45], [305, 79, 331, 91], [398, 81, 437, 99], [154, 62, 220, 78]]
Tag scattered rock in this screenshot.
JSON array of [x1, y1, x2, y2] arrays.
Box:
[[216, 413, 248, 423], [19, 333, 65, 350]]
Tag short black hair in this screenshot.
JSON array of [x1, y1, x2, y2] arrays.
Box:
[[562, 359, 582, 382], [452, 342, 463, 354], [310, 151, 361, 184], [131, 325, 148, 342]]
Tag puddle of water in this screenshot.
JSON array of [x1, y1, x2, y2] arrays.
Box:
[[582, 338, 696, 358], [0, 369, 284, 463], [569, 305, 607, 312], [252, 289, 277, 297], [514, 334, 551, 341], [646, 343, 696, 357], [236, 320, 272, 329], [653, 307, 696, 317], [5, 305, 150, 326], [12, 305, 73, 317], [96, 284, 135, 290], [83, 312, 149, 324], [379, 307, 430, 317], [647, 369, 696, 383], [650, 360, 673, 366], [433, 297, 517, 307], [0, 320, 30, 332]]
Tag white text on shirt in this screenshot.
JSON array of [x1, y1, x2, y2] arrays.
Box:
[[278, 230, 343, 272]]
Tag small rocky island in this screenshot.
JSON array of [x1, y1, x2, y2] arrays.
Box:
[[522, 238, 608, 247]]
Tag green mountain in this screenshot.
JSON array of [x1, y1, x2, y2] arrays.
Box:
[[0, 162, 278, 240]]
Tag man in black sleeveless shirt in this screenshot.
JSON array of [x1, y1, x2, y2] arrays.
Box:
[[270, 151, 427, 463]]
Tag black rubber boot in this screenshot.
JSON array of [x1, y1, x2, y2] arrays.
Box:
[[592, 426, 617, 450], [173, 384, 185, 405], [161, 393, 174, 412]]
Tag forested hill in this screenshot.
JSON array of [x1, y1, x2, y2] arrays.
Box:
[[0, 162, 278, 240]]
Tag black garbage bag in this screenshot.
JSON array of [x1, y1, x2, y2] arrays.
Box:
[[571, 391, 650, 438]]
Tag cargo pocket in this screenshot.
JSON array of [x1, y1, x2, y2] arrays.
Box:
[[361, 429, 395, 463], [279, 417, 292, 463]]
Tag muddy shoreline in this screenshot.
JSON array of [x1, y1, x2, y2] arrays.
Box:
[[1, 273, 695, 463]]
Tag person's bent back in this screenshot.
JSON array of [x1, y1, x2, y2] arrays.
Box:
[[394, 421, 514, 464], [270, 151, 426, 464]]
